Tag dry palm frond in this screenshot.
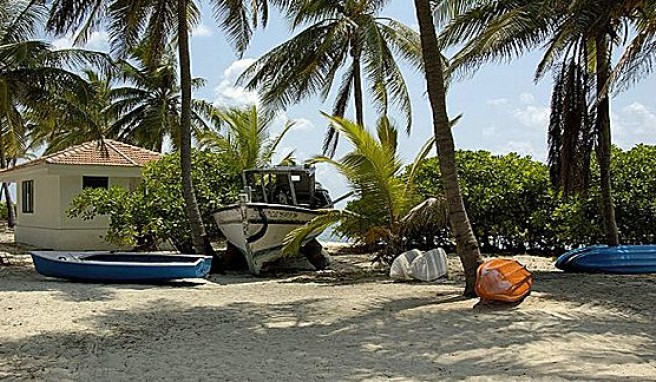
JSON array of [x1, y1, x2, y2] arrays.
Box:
[[400, 196, 448, 235]]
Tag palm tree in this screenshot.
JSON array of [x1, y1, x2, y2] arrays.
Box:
[[0, 0, 104, 227], [108, 46, 211, 152], [437, 0, 656, 246], [283, 114, 445, 263], [413, 0, 482, 297], [45, 0, 271, 255], [28, 69, 115, 153], [198, 105, 295, 172], [240, 0, 422, 155]]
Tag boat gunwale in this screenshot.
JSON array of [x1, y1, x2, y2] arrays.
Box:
[[214, 202, 322, 214], [30, 251, 212, 268]]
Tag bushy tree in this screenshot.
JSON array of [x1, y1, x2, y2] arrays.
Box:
[[68, 150, 241, 252], [413, 151, 557, 253]]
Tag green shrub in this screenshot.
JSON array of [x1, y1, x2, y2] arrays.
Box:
[[412, 151, 558, 253], [407, 145, 656, 253], [68, 150, 242, 252]]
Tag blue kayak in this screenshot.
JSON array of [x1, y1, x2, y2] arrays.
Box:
[[31, 251, 213, 282], [555, 245, 656, 274]]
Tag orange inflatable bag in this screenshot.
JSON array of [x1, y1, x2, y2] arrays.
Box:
[[475, 259, 533, 303]]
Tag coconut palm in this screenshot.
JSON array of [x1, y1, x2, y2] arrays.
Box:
[[0, 0, 107, 227], [198, 105, 295, 173], [283, 114, 445, 264], [108, 47, 212, 152], [44, 0, 272, 255], [412, 0, 482, 297], [240, 0, 422, 155], [28, 69, 115, 154], [437, 0, 656, 246]]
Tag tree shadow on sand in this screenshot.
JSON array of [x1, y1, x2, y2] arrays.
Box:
[[2, 271, 656, 381]]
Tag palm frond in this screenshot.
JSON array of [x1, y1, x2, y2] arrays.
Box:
[[282, 209, 358, 256]]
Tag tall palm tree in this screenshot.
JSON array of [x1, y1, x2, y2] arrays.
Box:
[[28, 69, 115, 153], [44, 0, 271, 255], [413, 0, 482, 297], [437, 0, 656, 246], [108, 47, 211, 152], [0, 0, 104, 227], [198, 105, 295, 173], [240, 0, 422, 155]]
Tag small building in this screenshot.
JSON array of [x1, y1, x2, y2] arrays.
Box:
[[0, 140, 162, 250]]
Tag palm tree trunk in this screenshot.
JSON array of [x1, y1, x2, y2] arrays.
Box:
[[595, 34, 619, 246], [177, 0, 208, 254], [0, 145, 15, 228], [413, 0, 482, 297], [353, 54, 365, 127]]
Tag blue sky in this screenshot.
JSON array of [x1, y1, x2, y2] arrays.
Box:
[[51, 1, 656, 199]]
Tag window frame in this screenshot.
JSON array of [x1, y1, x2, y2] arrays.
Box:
[[82, 176, 109, 190], [21, 180, 34, 214]]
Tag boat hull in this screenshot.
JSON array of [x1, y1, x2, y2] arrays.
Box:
[[30, 251, 213, 282], [214, 203, 323, 274], [555, 245, 656, 274]]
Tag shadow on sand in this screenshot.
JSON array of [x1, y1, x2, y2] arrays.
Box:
[[2, 266, 656, 381]]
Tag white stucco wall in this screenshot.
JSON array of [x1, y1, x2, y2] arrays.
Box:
[[5, 164, 145, 250]]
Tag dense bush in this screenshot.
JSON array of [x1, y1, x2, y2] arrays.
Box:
[[412, 151, 557, 253], [550, 144, 656, 246], [407, 145, 656, 254], [68, 150, 241, 252]]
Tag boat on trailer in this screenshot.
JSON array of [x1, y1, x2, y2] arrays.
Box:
[[214, 165, 333, 274], [555, 245, 656, 274], [30, 251, 213, 282]]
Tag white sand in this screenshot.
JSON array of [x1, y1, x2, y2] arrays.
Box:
[[1, 238, 655, 381]]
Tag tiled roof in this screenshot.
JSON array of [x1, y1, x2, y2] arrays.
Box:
[[1, 140, 162, 173]]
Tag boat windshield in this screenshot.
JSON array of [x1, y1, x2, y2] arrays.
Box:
[[244, 167, 315, 207]]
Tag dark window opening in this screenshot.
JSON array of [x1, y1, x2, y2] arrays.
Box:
[[83, 176, 109, 189], [22, 180, 34, 213]]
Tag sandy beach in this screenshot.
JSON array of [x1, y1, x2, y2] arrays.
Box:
[[1, 238, 655, 381]]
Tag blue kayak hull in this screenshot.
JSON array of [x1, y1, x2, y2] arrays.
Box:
[[31, 252, 213, 282], [555, 245, 656, 274]]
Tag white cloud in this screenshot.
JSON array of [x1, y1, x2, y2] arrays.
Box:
[[513, 105, 550, 129], [486, 98, 509, 107], [482, 126, 496, 137], [51, 31, 109, 50], [519, 92, 535, 105], [291, 117, 314, 131], [192, 24, 213, 37], [611, 102, 656, 148], [52, 35, 74, 49], [86, 31, 110, 49], [214, 58, 259, 107]]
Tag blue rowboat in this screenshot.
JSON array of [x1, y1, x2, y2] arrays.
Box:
[[555, 245, 656, 274], [30, 251, 213, 282]]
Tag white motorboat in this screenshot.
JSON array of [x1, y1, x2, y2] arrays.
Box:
[[213, 166, 333, 274]]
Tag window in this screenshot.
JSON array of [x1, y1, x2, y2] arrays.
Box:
[[22, 180, 34, 213], [83, 176, 109, 189]]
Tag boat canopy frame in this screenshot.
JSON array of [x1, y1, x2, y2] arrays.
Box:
[[242, 165, 318, 207]]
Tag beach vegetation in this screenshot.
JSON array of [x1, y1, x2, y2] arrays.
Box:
[[68, 150, 241, 252]]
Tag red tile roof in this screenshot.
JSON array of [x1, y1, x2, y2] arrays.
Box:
[[0, 140, 162, 174]]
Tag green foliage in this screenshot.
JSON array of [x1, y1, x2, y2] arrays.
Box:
[[413, 151, 557, 252], [68, 150, 241, 252], [198, 105, 295, 172], [410, 146, 656, 253], [283, 115, 444, 262]]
